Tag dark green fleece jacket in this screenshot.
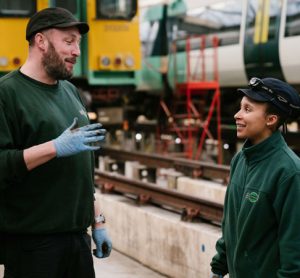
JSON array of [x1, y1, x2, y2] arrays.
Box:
[[211, 131, 300, 277], [0, 70, 95, 234]]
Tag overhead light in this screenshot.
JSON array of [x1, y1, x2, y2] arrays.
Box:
[[135, 133, 142, 141], [111, 163, 118, 171], [223, 143, 229, 150], [175, 137, 181, 144], [141, 170, 148, 177]]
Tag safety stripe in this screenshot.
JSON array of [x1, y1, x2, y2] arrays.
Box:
[[254, 0, 263, 44], [261, 0, 270, 43], [254, 0, 270, 44]]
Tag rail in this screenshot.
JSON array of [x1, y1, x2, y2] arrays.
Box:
[[98, 147, 230, 183], [94, 170, 223, 224]]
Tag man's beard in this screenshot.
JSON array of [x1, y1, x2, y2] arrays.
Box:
[[41, 41, 74, 80]]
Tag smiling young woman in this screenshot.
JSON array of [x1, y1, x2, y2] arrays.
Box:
[[210, 77, 300, 278]]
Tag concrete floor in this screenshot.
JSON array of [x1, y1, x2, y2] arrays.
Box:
[[94, 249, 166, 277], [0, 249, 166, 278]]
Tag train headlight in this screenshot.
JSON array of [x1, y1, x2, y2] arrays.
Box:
[[124, 56, 134, 68], [13, 57, 21, 66], [0, 57, 8, 67], [114, 56, 122, 66], [100, 56, 110, 67]]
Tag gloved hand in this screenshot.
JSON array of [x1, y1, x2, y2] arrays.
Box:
[[92, 228, 112, 258], [53, 118, 106, 157], [210, 273, 223, 278]]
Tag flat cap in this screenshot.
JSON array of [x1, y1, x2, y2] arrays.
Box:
[[26, 7, 89, 41]]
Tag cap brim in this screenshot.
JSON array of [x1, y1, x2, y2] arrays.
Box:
[[54, 22, 89, 34], [237, 88, 271, 102]]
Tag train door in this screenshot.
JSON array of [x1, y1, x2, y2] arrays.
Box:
[[137, 4, 171, 92], [244, 0, 284, 79], [279, 0, 300, 84], [49, 0, 85, 77], [165, 0, 248, 88]]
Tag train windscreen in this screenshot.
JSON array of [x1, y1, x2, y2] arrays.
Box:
[[55, 0, 77, 15], [96, 0, 137, 20], [178, 0, 242, 47], [0, 0, 36, 17], [285, 0, 300, 37]]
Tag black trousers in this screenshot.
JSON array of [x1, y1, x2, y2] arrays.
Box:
[[2, 232, 95, 278]]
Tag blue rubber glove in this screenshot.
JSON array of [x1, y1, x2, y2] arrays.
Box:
[[53, 118, 106, 157], [92, 228, 112, 258]]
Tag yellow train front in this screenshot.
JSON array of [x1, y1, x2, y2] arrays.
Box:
[[0, 0, 141, 98]]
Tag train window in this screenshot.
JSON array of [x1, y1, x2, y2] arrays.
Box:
[[141, 20, 160, 56], [140, 6, 168, 57], [96, 0, 137, 20], [54, 0, 77, 14], [285, 0, 300, 37], [0, 0, 36, 17], [179, 0, 242, 46], [246, 0, 281, 43]]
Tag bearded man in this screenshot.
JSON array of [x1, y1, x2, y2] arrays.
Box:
[[0, 7, 112, 278]]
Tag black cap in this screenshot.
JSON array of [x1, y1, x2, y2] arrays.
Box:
[[238, 77, 300, 118], [26, 7, 89, 41]]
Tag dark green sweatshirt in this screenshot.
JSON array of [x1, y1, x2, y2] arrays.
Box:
[[0, 70, 95, 234], [211, 131, 300, 277]]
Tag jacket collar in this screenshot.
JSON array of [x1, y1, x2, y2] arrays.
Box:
[[242, 131, 286, 163]]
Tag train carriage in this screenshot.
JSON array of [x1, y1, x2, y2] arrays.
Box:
[[0, 0, 141, 103], [138, 0, 300, 91]]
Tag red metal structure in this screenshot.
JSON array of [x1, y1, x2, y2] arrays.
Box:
[[159, 35, 222, 163]]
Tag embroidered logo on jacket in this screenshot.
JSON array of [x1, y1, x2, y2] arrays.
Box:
[[245, 191, 259, 203], [79, 109, 88, 118]]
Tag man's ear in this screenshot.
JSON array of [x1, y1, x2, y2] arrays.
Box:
[[35, 33, 47, 51]]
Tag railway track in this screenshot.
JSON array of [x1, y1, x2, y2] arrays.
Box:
[[95, 147, 230, 224], [98, 147, 230, 182]]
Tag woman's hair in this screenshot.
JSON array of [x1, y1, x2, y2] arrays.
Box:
[[265, 102, 288, 130]]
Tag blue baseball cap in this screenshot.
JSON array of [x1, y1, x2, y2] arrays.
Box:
[[238, 77, 300, 118]]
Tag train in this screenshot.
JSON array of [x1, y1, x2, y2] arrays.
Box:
[[134, 0, 300, 162], [0, 0, 141, 118], [138, 0, 300, 92]]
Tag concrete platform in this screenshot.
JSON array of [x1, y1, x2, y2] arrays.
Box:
[[177, 177, 226, 205], [122, 160, 226, 205], [98, 192, 223, 277]]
